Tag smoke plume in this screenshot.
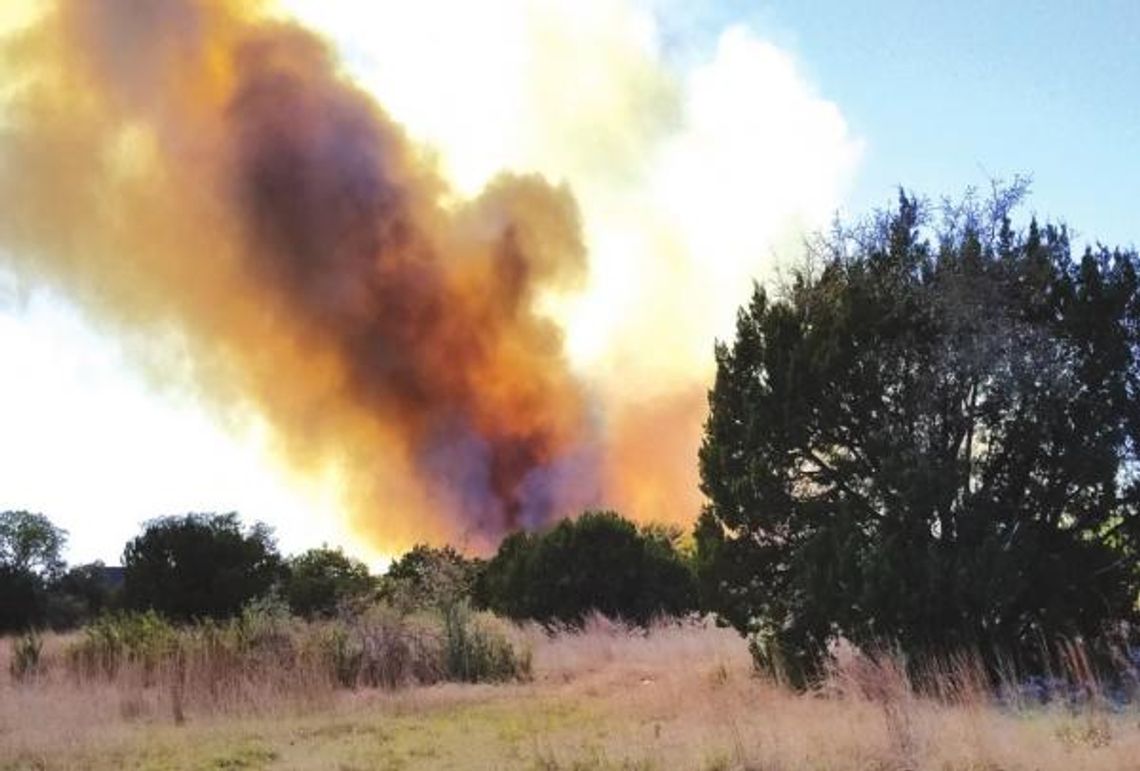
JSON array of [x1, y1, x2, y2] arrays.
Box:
[[0, 0, 604, 548], [277, 0, 862, 540], [0, 0, 861, 556]]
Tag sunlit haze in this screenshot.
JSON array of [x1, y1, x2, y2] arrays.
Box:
[[0, 0, 1135, 565]]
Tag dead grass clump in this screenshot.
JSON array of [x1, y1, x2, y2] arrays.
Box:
[[443, 605, 532, 684], [351, 605, 443, 688], [65, 610, 177, 682], [821, 641, 918, 768], [531, 613, 748, 688], [7, 629, 44, 682]]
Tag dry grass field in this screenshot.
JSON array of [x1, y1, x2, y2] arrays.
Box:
[[3, 616, 1139, 771]]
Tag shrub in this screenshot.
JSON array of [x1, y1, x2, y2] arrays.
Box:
[[312, 602, 531, 688], [443, 603, 531, 683], [56, 600, 531, 711], [352, 604, 443, 688], [282, 547, 374, 618], [46, 562, 122, 629], [315, 624, 361, 688], [477, 510, 697, 626], [380, 545, 480, 612], [0, 566, 45, 633], [9, 629, 43, 681], [66, 610, 177, 680]]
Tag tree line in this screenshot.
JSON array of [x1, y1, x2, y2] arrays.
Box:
[[0, 508, 698, 631], [4, 185, 1137, 687]]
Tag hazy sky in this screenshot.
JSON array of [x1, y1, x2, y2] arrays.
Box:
[[0, 0, 1136, 567]]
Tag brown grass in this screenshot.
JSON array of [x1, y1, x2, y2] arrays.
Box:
[[2, 616, 1139, 770]]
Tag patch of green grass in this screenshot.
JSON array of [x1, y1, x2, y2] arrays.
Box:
[[210, 744, 279, 769], [295, 722, 389, 742]]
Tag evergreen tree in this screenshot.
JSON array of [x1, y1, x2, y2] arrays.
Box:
[[478, 510, 697, 625], [282, 546, 374, 618], [697, 187, 1140, 683], [123, 512, 282, 620]]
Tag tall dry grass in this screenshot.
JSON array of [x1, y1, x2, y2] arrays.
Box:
[[3, 612, 1140, 769], [2, 602, 529, 725], [519, 618, 1140, 771]]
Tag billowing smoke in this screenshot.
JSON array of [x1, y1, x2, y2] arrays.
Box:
[[0, 0, 603, 548], [0, 0, 860, 556], [277, 0, 863, 536]]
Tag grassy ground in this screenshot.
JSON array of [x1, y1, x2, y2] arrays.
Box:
[[3, 618, 1139, 770]]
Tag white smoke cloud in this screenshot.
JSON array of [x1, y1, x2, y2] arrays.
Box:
[[279, 0, 862, 397]]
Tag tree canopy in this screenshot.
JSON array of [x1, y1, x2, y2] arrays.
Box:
[[381, 544, 481, 611], [697, 187, 1140, 683], [0, 510, 68, 631], [0, 510, 66, 579], [282, 546, 374, 618], [122, 512, 282, 621], [477, 510, 697, 625]]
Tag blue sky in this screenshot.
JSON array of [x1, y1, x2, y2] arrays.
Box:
[[669, 0, 1139, 247]]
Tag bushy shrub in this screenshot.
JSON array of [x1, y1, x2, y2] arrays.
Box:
[[8, 630, 43, 681], [351, 604, 444, 688], [380, 545, 480, 612], [443, 603, 531, 683], [282, 547, 375, 618], [0, 565, 45, 633], [66, 610, 177, 680], [306, 602, 531, 688], [315, 624, 360, 688], [51, 599, 531, 711], [477, 510, 697, 626]]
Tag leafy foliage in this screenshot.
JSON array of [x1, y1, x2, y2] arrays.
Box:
[[0, 510, 66, 579], [282, 546, 374, 618], [45, 561, 123, 629], [67, 610, 177, 680], [122, 512, 282, 621], [58, 601, 530, 700], [380, 544, 481, 612], [0, 510, 69, 631], [0, 565, 46, 633], [8, 630, 43, 681], [697, 187, 1140, 684], [442, 602, 531, 683], [477, 510, 697, 625]]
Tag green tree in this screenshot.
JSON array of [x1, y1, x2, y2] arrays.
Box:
[[45, 561, 122, 629], [0, 510, 66, 579], [478, 510, 697, 625], [122, 512, 282, 621], [381, 544, 480, 611], [0, 511, 67, 631], [697, 187, 1140, 684], [282, 546, 374, 618], [0, 566, 45, 632]]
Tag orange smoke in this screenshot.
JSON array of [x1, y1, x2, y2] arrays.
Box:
[[602, 386, 707, 526], [0, 0, 625, 549]]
